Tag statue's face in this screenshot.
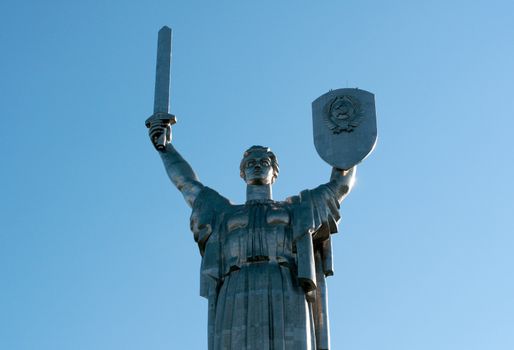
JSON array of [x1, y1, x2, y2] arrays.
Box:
[[243, 153, 275, 185]]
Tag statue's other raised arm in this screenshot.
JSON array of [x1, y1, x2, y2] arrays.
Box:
[[149, 122, 203, 207], [326, 166, 356, 203]]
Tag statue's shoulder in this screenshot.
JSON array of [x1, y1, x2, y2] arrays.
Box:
[[285, 183, 336, 206], [284, 194, 299, 205], [285, 184, 341, 238], [191, 186, 234, 253], [192, 186, 233, 213]]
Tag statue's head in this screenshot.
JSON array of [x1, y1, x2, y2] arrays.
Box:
[[240, 145, 279, 185]]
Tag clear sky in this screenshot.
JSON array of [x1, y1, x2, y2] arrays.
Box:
[[1, 1, 513, 349]]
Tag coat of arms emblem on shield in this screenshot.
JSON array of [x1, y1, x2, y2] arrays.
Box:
[[325, 95, 364, 133]]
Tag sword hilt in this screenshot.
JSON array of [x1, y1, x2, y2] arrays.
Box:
[[145, 112, 177, 150]]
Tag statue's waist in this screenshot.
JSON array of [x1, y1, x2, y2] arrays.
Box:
[[224, 256, 295, 276]]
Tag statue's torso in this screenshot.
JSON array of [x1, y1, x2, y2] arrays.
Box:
[[214, 200, 316, 350], [191, 186, 340, 350], [222, 201, 295, 275]]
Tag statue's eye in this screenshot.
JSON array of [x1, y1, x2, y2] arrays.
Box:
[[261, 160, 270, 167], [247, 161, 256, 168]]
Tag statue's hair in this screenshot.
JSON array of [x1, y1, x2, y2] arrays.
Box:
[[240, 145, 279, 183]]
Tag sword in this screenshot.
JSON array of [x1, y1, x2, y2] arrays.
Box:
[[145, 26, 177, 150]]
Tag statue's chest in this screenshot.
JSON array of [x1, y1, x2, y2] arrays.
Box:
[[226, 203, 290, 231], [222, 203, 293, 260]]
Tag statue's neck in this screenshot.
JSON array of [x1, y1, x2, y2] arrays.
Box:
[[246, 184, 272, 202]]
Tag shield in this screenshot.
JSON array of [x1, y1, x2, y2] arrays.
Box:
[[312, 88, 377, 170]]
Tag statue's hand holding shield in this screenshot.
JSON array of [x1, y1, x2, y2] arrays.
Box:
[[312, 88, 377, 169]]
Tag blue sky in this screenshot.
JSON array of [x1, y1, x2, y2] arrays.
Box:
[[1, 1, 513, 349]]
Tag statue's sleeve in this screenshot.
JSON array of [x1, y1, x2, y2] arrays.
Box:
[[190, 186, 231, 298], [190, 187, 230, 349], [307, 183, 341, 239], [290, 184, 341, 239], [288, 184, 341, 350], [287, 183, 341, 281]]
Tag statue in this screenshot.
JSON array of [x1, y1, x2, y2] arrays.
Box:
[[146, 27, 377, 350]]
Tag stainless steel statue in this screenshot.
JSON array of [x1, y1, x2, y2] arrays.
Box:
[[146, 27, 377, 350]]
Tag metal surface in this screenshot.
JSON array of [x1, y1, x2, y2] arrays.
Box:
[[145, 26, 176, 150], [146, 29, 377, 350], [149, 140, 356, 349], [154, 26, 172, 114], [312, 88, 377, 170]]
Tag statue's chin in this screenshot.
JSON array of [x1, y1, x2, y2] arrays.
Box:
[[248, 181, 264, 186], [247, 179, 272, 186]]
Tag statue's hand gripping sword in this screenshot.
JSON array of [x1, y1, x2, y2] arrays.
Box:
[[145, 26, 176, 150]]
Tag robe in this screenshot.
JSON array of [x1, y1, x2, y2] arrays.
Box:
[[190, 184, 341, 350]]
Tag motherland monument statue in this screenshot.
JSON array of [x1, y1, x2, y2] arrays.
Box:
[[146, 27, 377, 350]]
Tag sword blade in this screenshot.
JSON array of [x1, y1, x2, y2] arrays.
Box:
[[153, 26, 172, 114]]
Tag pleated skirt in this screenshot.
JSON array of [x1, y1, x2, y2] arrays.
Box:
[[213, 261, 315, 350]]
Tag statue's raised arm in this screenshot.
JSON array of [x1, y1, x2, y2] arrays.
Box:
[[327, 166, 356, 203], [144, 26, 203, 208], [144, 25, 377, 350], [148, 122, 203, 208]]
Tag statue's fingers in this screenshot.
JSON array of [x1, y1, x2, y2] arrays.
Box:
[[149, 124, 162, 132], [149, 128, 159, 137], [149, 125, 165, 136], [166, 125, 171, 141], [149, 130, 164, 143]]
